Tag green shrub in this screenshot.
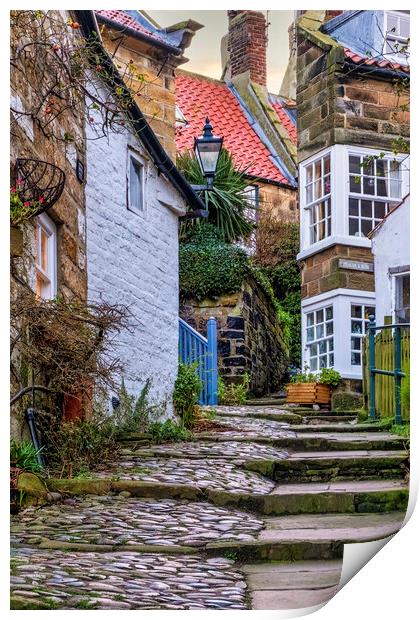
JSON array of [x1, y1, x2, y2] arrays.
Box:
[[180, 225, 249, 300], [332, 391, 363, 411], [149, 420, 192, 443], [173, 362, 202, 428], [390, 423, 410, 438], [113, 379, 153, 433], [318, 368, 342, 388], [177, 149, 255, 243], [10, 440, 43, 473], [218, 374, 250, 405]]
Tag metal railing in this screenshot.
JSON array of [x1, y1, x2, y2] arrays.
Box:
[[179, 317, 218, 406], [367, 315, 410, 424]]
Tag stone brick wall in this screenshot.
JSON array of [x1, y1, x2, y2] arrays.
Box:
[[227, 11, 267, 87], [180, 275, 289, 396], [296, 38, 410, 162], [10, 16, 87, 303], [258, 183, 298, 222], [85, 116, 186, 416], [300, 245, 374, 299], [101, 30, 180, 161]]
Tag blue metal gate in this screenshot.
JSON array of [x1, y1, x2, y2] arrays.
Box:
[[178, 317, 218, 405]]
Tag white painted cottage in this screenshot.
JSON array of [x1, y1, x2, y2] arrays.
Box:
[[78, 11, 206, 415], [370, 195, 410, 326]]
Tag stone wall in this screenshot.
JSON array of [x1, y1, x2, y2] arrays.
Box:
[[300, 245, 374, 299], [258, 183, 298, 223], [296, 37, 410, 162], [180, 275, 289, 396]]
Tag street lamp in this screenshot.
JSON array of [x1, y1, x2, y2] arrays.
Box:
[[193, 117, 223, 189]]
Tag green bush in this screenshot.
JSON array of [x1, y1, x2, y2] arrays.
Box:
[[10, 440, 43, 473], [218, 373, 250, 405], [113, 379, 153, 433], [401, 363, 410, 420], [149, 420, 192, 443], [332, 391, 363, 411], [180, 225, 249, 300], [173, 362, 202, 428], [318, 368, 342, 388]]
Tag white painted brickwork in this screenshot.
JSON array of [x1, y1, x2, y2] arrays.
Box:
[[85, 124, 186, 416]]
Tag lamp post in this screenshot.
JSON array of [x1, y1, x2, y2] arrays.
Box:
[[192, 117, 223, 190]]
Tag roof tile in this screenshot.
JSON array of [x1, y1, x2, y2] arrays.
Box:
[[344, 47, 410, 74], [176, 72, 295, 184]]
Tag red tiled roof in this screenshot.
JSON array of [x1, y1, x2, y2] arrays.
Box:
[[175, 72, 290, 184], [271, 102, 297, 144], [344, 48, 410, 74], [96, 10, 170, 47]]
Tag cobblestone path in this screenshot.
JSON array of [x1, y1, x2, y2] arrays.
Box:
[[11, 404, 409, 610]]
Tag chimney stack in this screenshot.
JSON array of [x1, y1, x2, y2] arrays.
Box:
[[227, 10, 267, 87]]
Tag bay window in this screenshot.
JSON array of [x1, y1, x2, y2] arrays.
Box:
[[304, 153, 331, 244]]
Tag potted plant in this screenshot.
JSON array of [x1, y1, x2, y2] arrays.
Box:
[[286, 366, 341, 406]]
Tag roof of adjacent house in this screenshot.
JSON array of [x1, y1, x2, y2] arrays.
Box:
[[175, 71, 297, 187], [95, 10, 203, 55], [343, 48, 410, 75]]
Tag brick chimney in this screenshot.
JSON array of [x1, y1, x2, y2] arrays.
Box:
[[227, 10, 267, 87]]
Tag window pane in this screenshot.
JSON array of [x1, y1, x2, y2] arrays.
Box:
[[349, 218, 359, 236], [316, 310, 323, 324], [325, 306, 333, 320], [387, 14, 398, 32], [319, 340, 327, 354], [351, 320, 362, 334], [306, 164, 313, 184], [319, 355, 327, 369], [307, 327, 314, 342], [310, 358, 317, 371], [361, 219, 373, 237], [350, 176, 361, 193], [376, 159, 386, 177], [361, 200, 372, 218], [314, 159, 322, 180], [376, 178, 388, 197], [351, 352, 361, 366], [324, 174, 331, 195], [324, 155, 331, 175], [363, 176, 375, 195], [363, 157, 374, 176], [365, 306, 375, 319], [316, 324, 324, 339], [314, 179, 322, 200], [374, 201, 386, 219], [326, 322, 333, 335], [306, 184, 313, 204], [309, 344, 317, 357], [352, 305, 362, 318], [349, 198, 359, 216], [349, 155, 361, 174], [351, 337, 361, 350], [328, 337, 334, 351], [40, 228, 49, 271], [400, 16, 410, 38], [129, 156, 143, 210], [329, 353, 334, 366], [307, 313, 314, 326]]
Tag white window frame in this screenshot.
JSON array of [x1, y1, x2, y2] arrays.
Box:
[[383, 11, 410, 63], [298, 145, 409, 260], [304, 152, 332, 245], [350, 301, 376, 368], [392, 270, 410, 324], [127, 148, 145, 215], [302, 289, 376, 379], [305, 303, 335, 372], [34, 213, 57, 300]]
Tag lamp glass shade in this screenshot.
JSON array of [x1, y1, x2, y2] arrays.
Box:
[[194, 136, 223, 177]]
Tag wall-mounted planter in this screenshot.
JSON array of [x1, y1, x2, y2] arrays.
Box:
[[10, 226, 23, 257], [286, 382, 331, 406]]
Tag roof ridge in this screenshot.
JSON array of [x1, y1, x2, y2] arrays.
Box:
[[176, 68, 227, 86]]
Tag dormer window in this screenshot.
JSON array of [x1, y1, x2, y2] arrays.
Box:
[[384, 11, 410, 60]]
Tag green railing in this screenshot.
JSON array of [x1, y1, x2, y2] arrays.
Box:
[[365, 316, 410, 424]]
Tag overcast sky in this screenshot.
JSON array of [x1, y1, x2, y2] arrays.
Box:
[[148, 10, 293, 94]]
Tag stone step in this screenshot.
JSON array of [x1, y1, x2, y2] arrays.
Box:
[[244, 450, 408, 482], [289, 422, 391, 433], [242, 559, 342, 610], [301, 415, 357, 423], [245, 398, 286, 406], [259, 511, 405, 544]]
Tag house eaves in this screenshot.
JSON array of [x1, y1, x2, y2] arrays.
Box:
[[76, 10, 206, 216]]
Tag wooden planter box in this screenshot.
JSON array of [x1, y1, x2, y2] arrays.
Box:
[[286, 382, 331, 405]]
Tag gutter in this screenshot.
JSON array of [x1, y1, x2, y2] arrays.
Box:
[[95, 12, 183, 56], [343, 60, 410, 82], [76, 11, 206, 216]]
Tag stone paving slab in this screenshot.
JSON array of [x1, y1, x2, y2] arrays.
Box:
[[213, 416, 296, 437], [10, 547, 247, 610], [242, 559, 342, 610], [11, 496, 264, 548], [96, 457, 275, 494], [259, 511, 405, 543], [270, 480, 408, 495], [288, 450, 406, 459]]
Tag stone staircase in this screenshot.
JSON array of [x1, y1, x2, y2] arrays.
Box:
[[10, 404, 409, 610]]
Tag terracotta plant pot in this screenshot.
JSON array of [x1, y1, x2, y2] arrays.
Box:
[[286, 382, 331, 406]]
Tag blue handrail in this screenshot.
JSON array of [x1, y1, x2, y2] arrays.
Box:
[[179, 317, 218, 406]]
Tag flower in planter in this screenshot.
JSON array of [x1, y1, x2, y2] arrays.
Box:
[[10, 188, 47, 225]]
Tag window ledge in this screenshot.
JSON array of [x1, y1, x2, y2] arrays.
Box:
[[298, 235, 371, 261]]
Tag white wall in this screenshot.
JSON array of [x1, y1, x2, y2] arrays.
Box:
[[85, 124, 186, 416], [371, 197, 410, 325]]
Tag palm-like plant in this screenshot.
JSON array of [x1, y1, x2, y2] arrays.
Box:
[[177, 148, 256, 243]]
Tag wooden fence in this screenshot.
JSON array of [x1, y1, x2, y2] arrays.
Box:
[[362, 326, 410, 419]]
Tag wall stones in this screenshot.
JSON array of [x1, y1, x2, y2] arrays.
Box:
[[180, 275, 288, 396]]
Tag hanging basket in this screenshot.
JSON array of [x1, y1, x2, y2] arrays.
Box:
[[12, 158, 65, 223]]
